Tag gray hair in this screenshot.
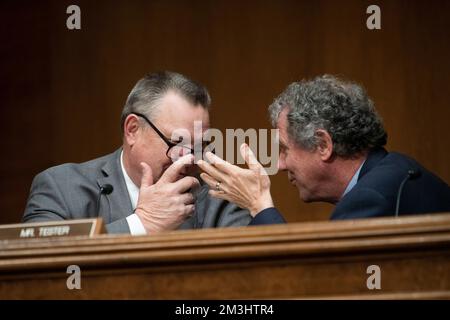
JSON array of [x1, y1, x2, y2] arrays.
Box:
[[121, 71, 211, 131], [268, 75, 387, 157]]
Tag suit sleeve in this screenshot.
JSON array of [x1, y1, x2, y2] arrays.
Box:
[[105, 218, 131, 234], [23, 170, 71, 222], [249, 207, 286, 225], [214, 203, 253, 227], [187, 185, 254, 228], [331, 187, 393, 220]]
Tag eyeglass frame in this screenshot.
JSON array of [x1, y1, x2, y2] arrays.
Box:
[[130, 112, 197, 158]]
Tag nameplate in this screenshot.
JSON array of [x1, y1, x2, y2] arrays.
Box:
[[0, 218, 104, 240]]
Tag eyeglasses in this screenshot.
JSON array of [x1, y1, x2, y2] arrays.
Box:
[[131, 112, 206, 160]]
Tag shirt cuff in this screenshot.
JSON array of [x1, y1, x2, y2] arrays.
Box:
[[126, 213, 147, 236]]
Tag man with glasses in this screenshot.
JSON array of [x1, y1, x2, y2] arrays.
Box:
[[23, 71, 252, 234]]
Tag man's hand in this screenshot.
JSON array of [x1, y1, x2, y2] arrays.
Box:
[[198, 144, 274, 217], [135, 154, 200, 234]]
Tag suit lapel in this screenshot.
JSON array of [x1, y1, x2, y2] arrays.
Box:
[[97, 148, 133, 224]]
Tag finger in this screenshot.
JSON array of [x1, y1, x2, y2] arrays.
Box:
[[199, 172, 216, 189], [159, 154, 194, 183], [200, 172, 228, 193], [204, 151, 246, 179], [173, 176, 200, 194], [240, 143, 263, 172], [198, 158, 228, 183], [168, 144, 191, 162], [140, 162, 154, 188], [179, 193, 195, 205], [204, 151, 234, 172], [184, 204, 195, 216], [208, 189, 229, 201]]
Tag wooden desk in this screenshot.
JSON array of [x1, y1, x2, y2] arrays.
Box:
[[1, 213, 450, 299]]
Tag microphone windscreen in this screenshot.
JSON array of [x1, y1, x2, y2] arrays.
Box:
[[100, 184, 114, 195], [407, 169, 421, 179]]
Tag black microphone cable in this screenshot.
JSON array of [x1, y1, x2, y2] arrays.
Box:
[[395, 169, 421, 217]]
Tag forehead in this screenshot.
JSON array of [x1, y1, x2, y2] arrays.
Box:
[[153, 91, 210, 133]]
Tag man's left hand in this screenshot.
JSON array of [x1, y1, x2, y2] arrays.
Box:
[[197, 143, 274, 217]]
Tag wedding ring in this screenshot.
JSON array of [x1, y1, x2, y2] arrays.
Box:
[[215, 181, 222, 192]]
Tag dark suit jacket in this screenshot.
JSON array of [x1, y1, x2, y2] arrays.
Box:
[[250, 148, 450, 225], [23, 148, 252, 233]]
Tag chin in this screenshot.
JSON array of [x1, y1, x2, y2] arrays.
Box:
[[297, 187, 314, 203], [301, 195, 314, 203]]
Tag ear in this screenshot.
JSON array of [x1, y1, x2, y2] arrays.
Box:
[[315, 129, 333, 161], [123, 114, 141, 146]]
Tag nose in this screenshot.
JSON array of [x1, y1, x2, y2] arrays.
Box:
[[278, 154, 287, 171]]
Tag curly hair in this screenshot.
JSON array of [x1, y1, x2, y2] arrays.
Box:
[[268, 75, 387, 158]]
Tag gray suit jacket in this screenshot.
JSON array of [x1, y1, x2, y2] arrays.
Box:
[[23, 148, 251, 233]]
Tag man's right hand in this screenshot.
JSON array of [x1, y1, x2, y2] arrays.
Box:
[[135, 154, 200, 234]]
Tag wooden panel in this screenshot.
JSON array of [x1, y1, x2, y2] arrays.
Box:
[[1, 213, 450, 299]]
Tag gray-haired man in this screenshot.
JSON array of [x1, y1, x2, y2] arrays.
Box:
[[198, 75, 450, 222], [23, 71, 251, 234]]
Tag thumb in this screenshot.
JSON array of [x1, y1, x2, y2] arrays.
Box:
[[159, 154, 194, 184], [140, 162, 154, 188], [240, 143, 262, 172]]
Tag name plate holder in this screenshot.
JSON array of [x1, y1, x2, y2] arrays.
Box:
[[0, 218, 104, 240]]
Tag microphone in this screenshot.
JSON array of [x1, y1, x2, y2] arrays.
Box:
[[395, 169, 421, 217], [100, 184, 114, 195], [96, 184, 114, 216]]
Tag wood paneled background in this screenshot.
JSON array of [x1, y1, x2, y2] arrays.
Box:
[[1, 0, 449, 224]]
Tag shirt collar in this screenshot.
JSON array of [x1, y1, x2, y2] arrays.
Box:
[[341, 159, 366, 199], [120, 150, 139, 210]]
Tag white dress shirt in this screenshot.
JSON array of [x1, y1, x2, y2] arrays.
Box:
[[121, 151, 147, 235]]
